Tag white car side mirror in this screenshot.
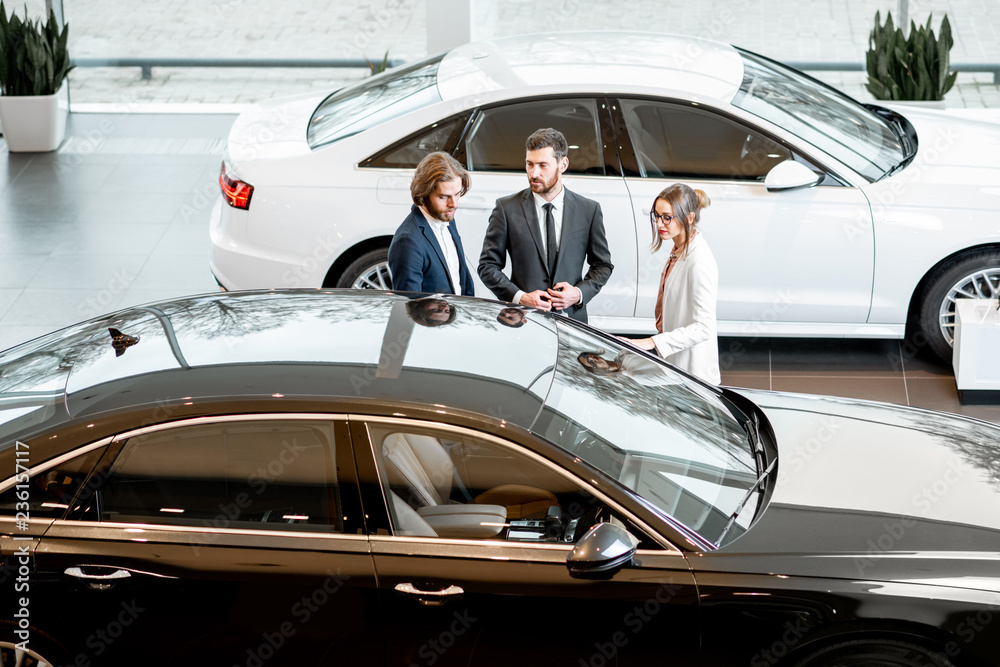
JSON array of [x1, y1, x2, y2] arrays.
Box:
[[764, 160, 822, 192]]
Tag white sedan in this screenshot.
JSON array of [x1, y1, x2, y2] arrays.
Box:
[[210, 31, 1000, 363]]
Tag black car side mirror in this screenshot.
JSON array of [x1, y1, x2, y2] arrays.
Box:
[[566, 522, 639, 579]]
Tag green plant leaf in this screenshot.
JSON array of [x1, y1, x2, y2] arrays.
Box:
[[942, 70, 958, 97], [0, 2, 70, 95], [866, 9, 954, 101]]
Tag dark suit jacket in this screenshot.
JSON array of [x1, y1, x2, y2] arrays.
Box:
[[388, 205, 475, 296], [478, 187, 613, 323]]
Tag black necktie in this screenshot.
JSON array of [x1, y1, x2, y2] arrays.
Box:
[[543, 202, 557, 275]]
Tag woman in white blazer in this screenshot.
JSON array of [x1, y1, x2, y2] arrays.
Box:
[[627, 184, 720, 384]]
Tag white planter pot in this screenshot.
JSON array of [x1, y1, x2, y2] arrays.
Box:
[[0, 82, 69, 152], [953, 299, 1000, 404]]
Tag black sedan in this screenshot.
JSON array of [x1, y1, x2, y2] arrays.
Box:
[[1, 290, 998, 666]]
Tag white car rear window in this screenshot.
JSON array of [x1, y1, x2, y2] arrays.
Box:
[[307, 55, 444, 149]]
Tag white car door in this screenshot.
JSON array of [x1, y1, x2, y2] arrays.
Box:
[[615, 98, 875, 336]]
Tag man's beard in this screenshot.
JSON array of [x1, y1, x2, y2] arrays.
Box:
[[530, 173, 559, 196], [428, 204, 456, 221]]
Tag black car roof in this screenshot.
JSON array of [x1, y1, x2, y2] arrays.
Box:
[[0, 290, 560, 445]]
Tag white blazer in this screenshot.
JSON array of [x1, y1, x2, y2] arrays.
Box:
[[651, 234, 721, 384]]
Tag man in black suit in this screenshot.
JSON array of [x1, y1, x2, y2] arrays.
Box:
[[478, 128, 613, 323], [388, 152, 475, 296]]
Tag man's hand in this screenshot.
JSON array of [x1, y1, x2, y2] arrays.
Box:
[[520, 290, 553, 311], [546, 282, 582, 311]]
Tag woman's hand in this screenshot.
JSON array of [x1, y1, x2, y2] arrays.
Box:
[[620, 336, 656, 351]]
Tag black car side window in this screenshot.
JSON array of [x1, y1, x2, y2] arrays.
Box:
[[464, 98, 604, 175], [0, 447, 106, 520], [621, 99, 791, 180], [368, 424, 660, 548], [89, 420, 344, 533]]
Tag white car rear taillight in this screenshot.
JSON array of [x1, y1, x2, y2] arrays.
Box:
[[219, 161, 254, 210]]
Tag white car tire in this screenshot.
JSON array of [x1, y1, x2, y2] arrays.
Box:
[[334, 247, 392, 290], [911, 248, 1000, 364]]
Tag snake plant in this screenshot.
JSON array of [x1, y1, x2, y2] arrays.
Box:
[[365, 50, 391, 76], [866, 11, 958, 101], [0, 1, 73, 96]]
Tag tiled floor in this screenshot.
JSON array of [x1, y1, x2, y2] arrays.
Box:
[[0, 113, 229, 348], [719, 337, 1000, 425], [1, 111, 998, 427]]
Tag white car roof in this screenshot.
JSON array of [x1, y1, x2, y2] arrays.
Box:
[[437, 31, 745, 102]]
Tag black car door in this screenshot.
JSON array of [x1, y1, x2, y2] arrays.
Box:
[[350, 416, 701, 667], [23, 414, 381, 666]]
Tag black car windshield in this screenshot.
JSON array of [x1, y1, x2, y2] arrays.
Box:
[[307, 54, 444, 149], [731, 49, 904, 182], [532, 321, 759, 546]]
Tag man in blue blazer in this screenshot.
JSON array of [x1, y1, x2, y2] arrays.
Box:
[[388, 152, 475, 296]]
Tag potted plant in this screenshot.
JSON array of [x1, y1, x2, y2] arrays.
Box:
[[0, 1, 73, 152], [865, 11, 957, 106], [365, 50, 391, 76]]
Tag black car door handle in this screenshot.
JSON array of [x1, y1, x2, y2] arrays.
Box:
[[65, 566, 131, 590], [394, 582, 464, 606], [65, 567, 132, 580]]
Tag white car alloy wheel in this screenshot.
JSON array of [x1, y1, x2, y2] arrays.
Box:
[[352, 261, 393, 290], [912, 248, 1000, 363], [333, 248, 393, 290], [939, 268, 1000, 345]]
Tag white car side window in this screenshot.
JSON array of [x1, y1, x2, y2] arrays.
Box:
[[621, 99, 789, 181], [465, 98, 603, 175]]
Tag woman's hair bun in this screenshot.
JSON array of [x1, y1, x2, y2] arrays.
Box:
[[694, 189, 711, 210]]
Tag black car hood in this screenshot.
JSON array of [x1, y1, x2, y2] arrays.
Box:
[[702, 390, 1000, 590]]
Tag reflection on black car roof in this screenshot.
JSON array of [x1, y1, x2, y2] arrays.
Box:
[[0, 291, 561, 441]]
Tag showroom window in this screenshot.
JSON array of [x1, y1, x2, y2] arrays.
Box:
[[620, 99, 791, 180], [366, 422, 659, 547], [463, 98, 604, 175], [84, 419, 344, 532]]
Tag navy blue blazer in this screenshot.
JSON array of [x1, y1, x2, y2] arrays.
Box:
[[388, 205, 475, 296]]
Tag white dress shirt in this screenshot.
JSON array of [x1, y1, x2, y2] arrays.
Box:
[[514, 188, 580, 307], [651, 233, 721, 384], [420, 207, 462, 295], [532, 188, 565, 256]]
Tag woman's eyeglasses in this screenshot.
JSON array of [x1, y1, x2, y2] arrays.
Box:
[[650, 212, 676, 224]]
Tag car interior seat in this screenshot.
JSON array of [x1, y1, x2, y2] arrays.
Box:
[[389, 490, 437, 537], [381, 432, 557, 538]]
